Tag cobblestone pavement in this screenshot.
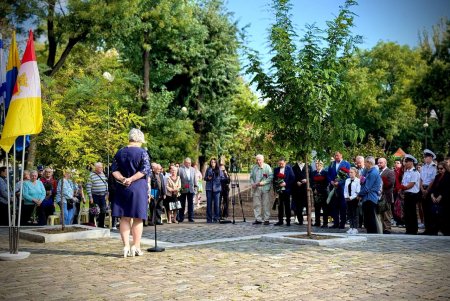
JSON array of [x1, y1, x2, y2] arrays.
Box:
[[0, 221, 449, 301]]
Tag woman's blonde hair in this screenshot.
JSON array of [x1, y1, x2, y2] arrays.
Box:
[[350, 167, 359, 178]]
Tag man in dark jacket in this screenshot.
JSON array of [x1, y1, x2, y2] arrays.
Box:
[[273, 158, 295, 226]]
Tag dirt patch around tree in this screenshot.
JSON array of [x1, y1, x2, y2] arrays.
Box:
[[33, 227, 92, 234], [285, 234, 341, 240]]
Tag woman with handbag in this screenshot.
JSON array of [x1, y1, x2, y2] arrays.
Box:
[[56, 170, 77, 225], [165, 165, 181, 223]]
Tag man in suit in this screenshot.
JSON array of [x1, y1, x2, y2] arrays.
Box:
[[178, 157, 197, 222], [378, 157, 395, 234], [327, 151, 351, 228], [291, 160, 312, 225], [273, 158, 295, 226]]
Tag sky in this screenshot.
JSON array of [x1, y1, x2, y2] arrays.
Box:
[[225, 0, 450, 56]]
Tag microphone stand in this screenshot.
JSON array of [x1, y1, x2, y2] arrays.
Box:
[[147, 195, 165, 252]]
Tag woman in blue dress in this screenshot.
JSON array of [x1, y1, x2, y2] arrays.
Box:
[[112, 128, 151, 258]]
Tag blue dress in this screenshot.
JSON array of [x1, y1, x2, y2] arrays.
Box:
[[112, 146, 151, 220]]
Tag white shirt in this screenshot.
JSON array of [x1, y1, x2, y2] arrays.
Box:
[[344, 177, 361, 200], [420, 163, 437, 186], [280, 167, 285, 174], [402, 168, 420, 193], [184, 166, 191, 181], [335, 161, 341, 172]]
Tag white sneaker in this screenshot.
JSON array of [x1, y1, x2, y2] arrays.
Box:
[[351, 228, 358, 235], [112, 226, 118, 230], [346, 228, 353, 234]]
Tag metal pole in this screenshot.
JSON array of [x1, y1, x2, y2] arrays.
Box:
[[107, 102, 110, 174]]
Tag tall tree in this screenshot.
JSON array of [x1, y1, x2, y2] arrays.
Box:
[[351, 42, 426, 151], [246, 0, 361, 235], [415, 18, 450, 155]]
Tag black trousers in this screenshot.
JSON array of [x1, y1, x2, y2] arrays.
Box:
[[421, 189, 434, 233], [220, 189, 229, 218], [0, 202, 9, 225], [292, 188, 307, 224], [362, 201, 377, 233], [314, 192, 328, 226], [277, 192, 291, 224], [404, 192, 419, 234], [20, 204, 35, 225], [149, 198, 163, 224]]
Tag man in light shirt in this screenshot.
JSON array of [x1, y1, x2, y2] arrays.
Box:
[[398, 155, 421, 235], [250, 154, 273, 225], [420, 149, 437, 235]]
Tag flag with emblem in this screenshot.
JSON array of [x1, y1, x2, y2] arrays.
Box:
[[0, 30, 42, 152]]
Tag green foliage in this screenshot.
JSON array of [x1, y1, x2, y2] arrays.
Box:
[[246, 0, 361, 161], [414, 18, 450, 156], [36, 48, 142, 174], [144, 90, 198, 166], [351, 42, 425, 146]]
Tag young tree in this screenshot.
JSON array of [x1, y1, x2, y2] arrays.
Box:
[[246, 0, 362, 235]]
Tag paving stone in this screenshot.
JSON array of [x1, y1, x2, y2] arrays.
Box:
[[0, 223, 449, 300]]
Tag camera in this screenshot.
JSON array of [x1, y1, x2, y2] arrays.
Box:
[[230, 156, 239, 173]]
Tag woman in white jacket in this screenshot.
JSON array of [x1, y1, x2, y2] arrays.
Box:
[[344, 167, 361, 234]]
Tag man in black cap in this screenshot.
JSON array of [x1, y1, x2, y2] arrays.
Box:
[[398, 154, 421, 234], [420, 149, 437, 235]]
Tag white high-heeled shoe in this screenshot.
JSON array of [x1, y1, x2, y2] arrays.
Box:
[[130, 246, 144, 256], [123, 246, 130, 258]]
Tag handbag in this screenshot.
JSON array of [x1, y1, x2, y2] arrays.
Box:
[[376, 195, 389, 214], [175, 200, 182, 209]]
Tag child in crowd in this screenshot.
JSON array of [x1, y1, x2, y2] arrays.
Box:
[[344, 167, 361, 234]]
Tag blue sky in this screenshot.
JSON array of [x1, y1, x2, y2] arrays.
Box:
[[225, 0, 450, 54]]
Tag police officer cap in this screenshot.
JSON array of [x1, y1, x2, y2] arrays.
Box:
[[423, 149, 436, 159], [404, 154, 417, 164]]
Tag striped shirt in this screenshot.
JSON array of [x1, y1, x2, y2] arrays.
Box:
[[86, 172, 108, 198]]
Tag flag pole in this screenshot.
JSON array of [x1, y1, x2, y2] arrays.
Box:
[[14, 136, 27, 251]]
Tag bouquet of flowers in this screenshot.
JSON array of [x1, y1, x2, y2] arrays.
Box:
[[89, 204, 100, 217], [274, 173, 286, 194], [181, 183, 190, 194], [326, 166, 350, 204]]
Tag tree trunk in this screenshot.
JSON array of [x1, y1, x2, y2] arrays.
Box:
[[46, 33, 87, 76], [25, 136, 37, 170], [305, 154, 312, 236], [143, 48, 150, 101], [46, 0, 57, 69]]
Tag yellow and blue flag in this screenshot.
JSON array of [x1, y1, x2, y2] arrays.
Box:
[[0, 30, 42, 153]]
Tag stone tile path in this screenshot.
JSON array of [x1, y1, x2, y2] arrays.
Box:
[[0, 221, 449, 300]]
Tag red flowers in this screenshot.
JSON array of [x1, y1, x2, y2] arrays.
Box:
[[277, 173, 285, 179], [313, 175, 326, 182], [340, 167, 350, 174], [184, 184, 190, 188], [263, 173, 268, 178]]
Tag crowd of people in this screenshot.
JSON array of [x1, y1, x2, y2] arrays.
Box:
[[250, 150, 450, 236], [1, 129, 449, 258]]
